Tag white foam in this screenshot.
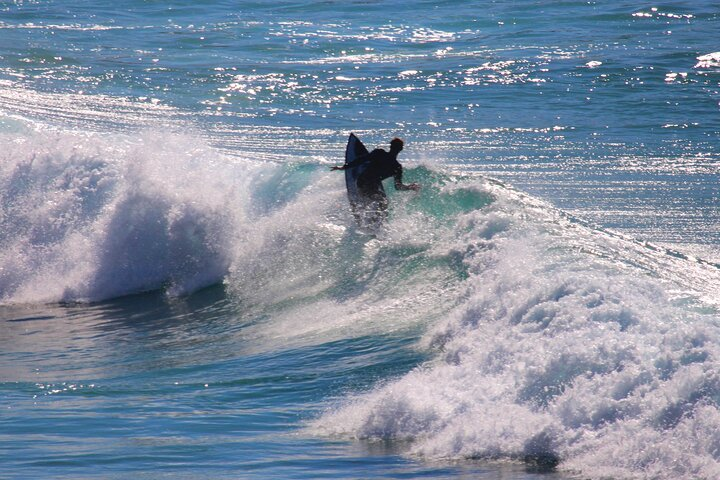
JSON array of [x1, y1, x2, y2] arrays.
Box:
[[0, 127, 255, 303], [223, 172, 475, 350], [311, 183, 720, 478], [695, 52, 720, 69]]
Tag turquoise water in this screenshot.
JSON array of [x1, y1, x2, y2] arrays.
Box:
[[2, 1, 720, 478]]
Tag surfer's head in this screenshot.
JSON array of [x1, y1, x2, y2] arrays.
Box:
[[390, 137, 404, 153]]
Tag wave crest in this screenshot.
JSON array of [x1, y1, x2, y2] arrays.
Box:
[[0, 129, 249, 303]]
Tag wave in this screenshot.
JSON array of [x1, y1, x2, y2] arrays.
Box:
[[0, 122, 487, 307], [306, 177, 720, 478], [4, 115, 720, 478], [0, 127, 252, 303]]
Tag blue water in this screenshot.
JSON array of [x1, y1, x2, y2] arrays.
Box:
[[2, 1, 720, 478]]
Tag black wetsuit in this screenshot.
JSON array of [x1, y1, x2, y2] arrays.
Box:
[[350, 148, 403, 198], [342, 147, 406, 227]]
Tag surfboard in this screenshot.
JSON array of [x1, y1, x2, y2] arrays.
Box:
[[344, 133, 388, 230], [344, 133, 370, 206]]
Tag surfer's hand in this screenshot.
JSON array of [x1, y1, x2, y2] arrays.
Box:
[[330, 165, 344, 171], [395, 182, 420, 191]]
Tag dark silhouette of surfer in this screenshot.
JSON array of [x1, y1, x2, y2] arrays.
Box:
[[331, 137, 419, 227]]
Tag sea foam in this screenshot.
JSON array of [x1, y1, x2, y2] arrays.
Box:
[[311, 183, 720, 479], [0, 128, 252, 303]]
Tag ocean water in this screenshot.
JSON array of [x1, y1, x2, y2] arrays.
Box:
[[2, 1, 720, 478]]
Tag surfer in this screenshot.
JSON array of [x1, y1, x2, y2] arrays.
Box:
[[331, 137, 419, 225]]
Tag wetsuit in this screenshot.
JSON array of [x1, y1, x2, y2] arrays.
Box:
[[341, 147, 408, 227], [347, 148, 404, 198]]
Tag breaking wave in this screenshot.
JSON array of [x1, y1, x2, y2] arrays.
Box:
[[3, 117, 720, 479]]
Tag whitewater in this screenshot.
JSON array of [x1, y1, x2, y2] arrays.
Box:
[[2, 1, 720, 479]]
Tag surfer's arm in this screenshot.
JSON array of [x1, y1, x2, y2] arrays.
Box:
[[331, 154, 370, 171], [393, 168, 420, 191]]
